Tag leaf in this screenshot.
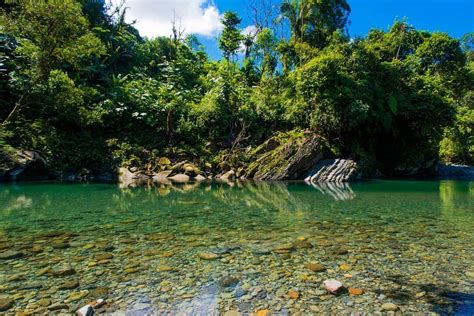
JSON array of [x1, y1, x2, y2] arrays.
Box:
[[389, 95, 398, 115]]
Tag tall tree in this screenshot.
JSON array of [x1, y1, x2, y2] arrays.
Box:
[[280, 0, 350, 48], [218, 11, 243, 63]]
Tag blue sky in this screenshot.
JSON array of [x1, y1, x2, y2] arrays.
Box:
[[124, 0, 474, 60]]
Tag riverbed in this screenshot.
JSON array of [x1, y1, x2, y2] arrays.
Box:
[[0, 180, 473, 314]]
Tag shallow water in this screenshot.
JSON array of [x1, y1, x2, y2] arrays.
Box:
[[0, 180, 473, 315]]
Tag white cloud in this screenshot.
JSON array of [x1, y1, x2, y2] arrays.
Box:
[[122, 0, 223, 38], [242, 25, 258, 38]]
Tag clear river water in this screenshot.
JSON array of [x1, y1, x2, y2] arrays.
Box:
[[0, 180, 473, 315]]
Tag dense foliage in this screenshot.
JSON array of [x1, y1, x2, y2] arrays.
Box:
[[0, 0, 472, 177]]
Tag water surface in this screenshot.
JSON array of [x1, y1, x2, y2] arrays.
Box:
[[0, 180, 473, 314]]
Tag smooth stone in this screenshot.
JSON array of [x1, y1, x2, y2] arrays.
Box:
[[67, 291, 89, 302], [382, 303, 399, 311], [333, 248, 349, 255], [323, 279, 344, 294], [294, 239, 313, 249], [0, 298, 14, 311], [256, 310, 270, 316], [224, 311, 242, 316], [287, 291, 299, 300], [52, 241, 69, 249], [198, 251, 220, 260], [95, 253, 114, 261], [169, 174, 190, 183], [89, 287, 109, 299], [0, 250, 23, 260], [30, 245, 44, 253], [339, 264, 352, 271], [218, 276, 239, 288], [273, 243, 294, 253], [51, 267, 76, 277], [59, 279, 79, 290], [305, 262, 326, 272], [48, 303, 69, 311], [348, 288, 364, 295], [37, 298, 52, 307]]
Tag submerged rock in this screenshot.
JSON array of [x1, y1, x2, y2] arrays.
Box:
[[305, 262, 326, 272], [198, 251, 220, 260], [0, 297, 13, 312], [59, 279, 79, 290], [348, 288, 364, 295], [51, 266, 76, 277], [0, 250, 23, 260], [323, 279, 344, 294], [218, 276, 239, 288], [381, 303, 399, 311]]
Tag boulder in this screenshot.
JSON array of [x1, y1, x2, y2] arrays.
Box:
[[169, 174, 190, 183], [152, 170, 172, 182], [306, 159, 359, 183], [220, 170, 236, 181], [437, 163, 474, 180], [0, 150, 49, 181], [182, 163, 201, 177], [246, 132, 325, 180], [158, 157, 171, 167]]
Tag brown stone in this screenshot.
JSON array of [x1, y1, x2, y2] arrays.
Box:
[[287, 290, 299, 300], [348, 288, 364, 295], [305, 262, 326, 272]]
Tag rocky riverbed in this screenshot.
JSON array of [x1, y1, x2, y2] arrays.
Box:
[[0, 180, 473, 315]]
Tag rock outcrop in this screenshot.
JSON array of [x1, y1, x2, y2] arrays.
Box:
[[305, 159, 359, 183], [246, 132, 325, 180], [437, 163, 474, 180], [0, 150, 49, 181]]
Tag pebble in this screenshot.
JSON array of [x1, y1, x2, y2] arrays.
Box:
[[339, 264, 352, 271], [348, 288, 364, 295], [0, 297, 13, 311], [0, 250, 23, 260], [37, 298, 52, 307], [198, 251, 220, 260], [305, 262, 326, 272], [51, 266, 76, 277], [287, 290, 299, 300], [59, 279, 80, 290], [255, 310, 270, 316], [382, 303, 399, 311], [218, 276, 239, 287], [323, 279, 344, 294]]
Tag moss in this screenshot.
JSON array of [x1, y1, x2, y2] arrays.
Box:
[[246, 129, 310, 178]]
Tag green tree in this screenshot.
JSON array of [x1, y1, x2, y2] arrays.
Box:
[[280, 0, 350, 48], [218, 11, 243, 63], [0, 0, 105, 125]]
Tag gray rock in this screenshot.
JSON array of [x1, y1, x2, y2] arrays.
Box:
[[306, 159, 359, 183], [247, 133, 324, 180]]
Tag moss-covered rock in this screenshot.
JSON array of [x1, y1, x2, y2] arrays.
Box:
[[245, 130, 327, 180]]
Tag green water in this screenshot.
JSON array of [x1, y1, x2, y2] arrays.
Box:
[[0, 180, 473, 314]]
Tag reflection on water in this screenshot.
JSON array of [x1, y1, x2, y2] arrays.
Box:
[[0, 180, 473, 314], [310, 182, 356, 201]]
